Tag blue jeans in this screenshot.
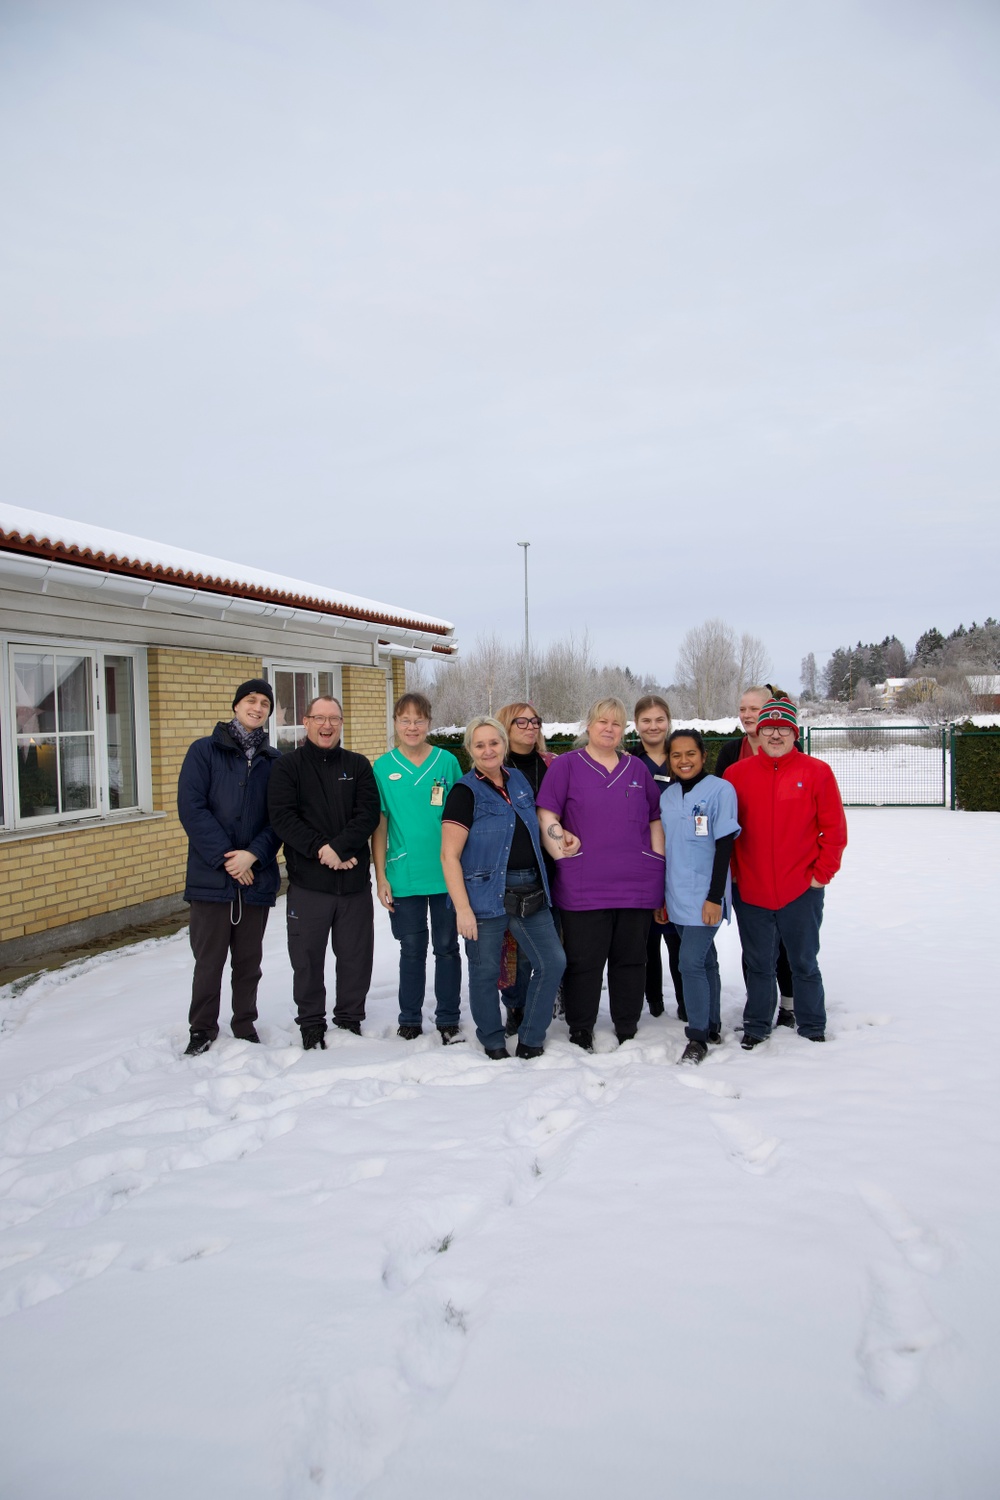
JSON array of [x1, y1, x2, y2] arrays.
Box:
[[502, 907, 563, 1009], [388, 892, 461, 1028], [675, 924, 721, 1042], [464, 871, 566, 1050], [734, 886, 826, 1039]]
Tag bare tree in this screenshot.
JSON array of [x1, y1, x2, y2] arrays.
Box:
[[800, 652, 818, 699], [425, 630, 670, 727], [676, 619, 753, 718], [735, 632, 770, 695]]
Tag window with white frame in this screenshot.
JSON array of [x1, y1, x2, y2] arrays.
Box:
[[264, 664, 342, 752], [3, 642, 147, 830]]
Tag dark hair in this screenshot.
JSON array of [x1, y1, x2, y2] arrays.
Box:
[[765, 683, 791, 701], [394, 692, 433, 721], [667, 728, 706, 755]]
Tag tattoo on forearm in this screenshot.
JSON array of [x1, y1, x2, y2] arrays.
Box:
[[546, 822, 563, 840]]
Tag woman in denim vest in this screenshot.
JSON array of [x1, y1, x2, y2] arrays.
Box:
[[441, 716, 575, 1059]]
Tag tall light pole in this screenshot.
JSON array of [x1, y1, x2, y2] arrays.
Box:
[[517, 541, 530, 700]]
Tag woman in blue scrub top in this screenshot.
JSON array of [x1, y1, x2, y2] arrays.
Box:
[[660, 730, 740, 1065]]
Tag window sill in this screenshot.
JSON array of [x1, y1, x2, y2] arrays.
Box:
[[0, 810, 167, 845]]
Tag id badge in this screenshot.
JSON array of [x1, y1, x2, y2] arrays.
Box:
[[430, 781, 445, 807], [694, 814, 709, 837]]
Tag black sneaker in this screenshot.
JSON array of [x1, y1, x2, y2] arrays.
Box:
[[647, 997, 665, 1017], [184, 1030, 212, 1056], [807, 1033, 826, 1043], [503, 1006, 524, 1038], [740, 1034, 765, 1051], [397, 1024, 423, 1040], [569, 1029, 594, 1052], [615, 1029, 637, 1045], [232, 1025, 260, 1043], [708, 1026, 723, 1044], [679, 1040, 708, 1066], [515, 1042, 544, 1059], [776, 1007, 796, 1028], [485, 1046, 509, 1060], [333, 1019, 362, 1036], [438, 1026, 466, 1046], [301, 1024, 327, 1051]]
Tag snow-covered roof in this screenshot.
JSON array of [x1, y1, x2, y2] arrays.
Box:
[[0, 503, 454, 642]]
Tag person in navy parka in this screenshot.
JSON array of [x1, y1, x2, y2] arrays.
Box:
[[177, 678, 282, 1055]]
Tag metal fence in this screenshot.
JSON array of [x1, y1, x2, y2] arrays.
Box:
[[804, 725, 949, 807]]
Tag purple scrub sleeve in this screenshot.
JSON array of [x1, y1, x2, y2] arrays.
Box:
[[536, 750, 665, 911]]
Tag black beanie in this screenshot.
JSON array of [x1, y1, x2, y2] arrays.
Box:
[[232, 678, 274, 711]]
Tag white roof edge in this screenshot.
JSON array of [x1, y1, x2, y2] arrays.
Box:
[[0, 503, 454, 635]]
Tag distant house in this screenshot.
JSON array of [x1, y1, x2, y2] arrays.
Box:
[[0, 504, 456, 961], [874, 677, 937, 708], [966, 676, 1000, 713], [874, 678, 913, 708]]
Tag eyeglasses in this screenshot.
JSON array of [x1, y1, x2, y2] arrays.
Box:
[[396, 718, 429, 728], [511, 717, 542, 729], [306, 714, 343, 725]]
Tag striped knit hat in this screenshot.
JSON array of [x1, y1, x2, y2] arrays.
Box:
[[757, 697, 799, 737]]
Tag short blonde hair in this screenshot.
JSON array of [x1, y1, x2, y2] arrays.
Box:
[[586, 696, 627, 730], [497, 702, 548, 754], [463, 715, 509, 757]]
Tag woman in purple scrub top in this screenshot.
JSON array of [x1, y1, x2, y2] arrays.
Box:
[[536, 697, 665, 1051]]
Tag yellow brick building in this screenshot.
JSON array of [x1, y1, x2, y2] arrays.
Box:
[[0, 507, 454, 962]]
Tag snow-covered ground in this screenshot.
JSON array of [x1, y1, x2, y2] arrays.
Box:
[[1, 810, 998, 1499]]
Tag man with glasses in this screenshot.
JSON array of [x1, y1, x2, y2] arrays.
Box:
[[267, 696, 381, 1048], [723, 697, 847, 1048]]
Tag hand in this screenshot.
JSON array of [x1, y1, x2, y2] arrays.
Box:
[[561, 830, 581, 857], [455, 907, 478, 941], [224, 850, 256, 885], [810, 877, 825, 889], [653, 905, 668, 925], [318, 843, 358, 870], [377, 878, 394, 911], [702, 900, 722, 926]]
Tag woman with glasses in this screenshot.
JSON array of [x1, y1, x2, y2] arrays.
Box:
[[495, 702, 557, 1035], [372, 693, 465, 1044]]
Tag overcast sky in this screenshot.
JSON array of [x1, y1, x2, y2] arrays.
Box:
[[1, 0, 998, 692]]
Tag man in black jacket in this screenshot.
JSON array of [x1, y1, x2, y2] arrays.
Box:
[[267, 696, 381, 1048]]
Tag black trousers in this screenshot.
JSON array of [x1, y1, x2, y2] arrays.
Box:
[[560, 907, 653, 1039], [188, 899, 269, 1038], [645, 920, 684, 1008], [286, 883, 374, 1029]]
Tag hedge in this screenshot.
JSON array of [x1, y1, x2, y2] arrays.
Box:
[[952, 724, 1000, 812]]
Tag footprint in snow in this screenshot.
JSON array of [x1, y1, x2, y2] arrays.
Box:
[[0, 1239, 123, 1318], [857, 1182, 946, 1274], [126, 1238, 230, 1271], [709, 1112, 780, 1174], [856, 1261, 948, 1404]]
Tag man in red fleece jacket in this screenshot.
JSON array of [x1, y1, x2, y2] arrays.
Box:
[[724, 697, 847, 1047]]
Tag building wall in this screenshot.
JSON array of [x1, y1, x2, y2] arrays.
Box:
[[391, 657, 407, 706], [0, 646, 259, 949], [342, 664, 391, 762]]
